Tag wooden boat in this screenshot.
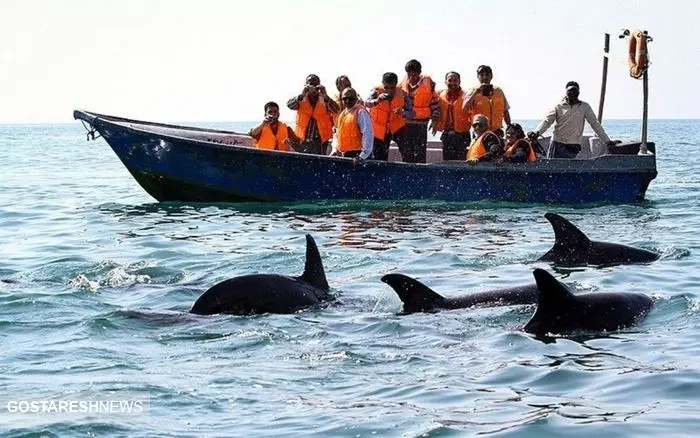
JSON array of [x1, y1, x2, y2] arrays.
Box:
[[73, 109, 656, 204]]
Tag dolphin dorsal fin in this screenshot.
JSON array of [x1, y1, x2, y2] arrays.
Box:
[[540, 212, 591, 261], [532, 268, 573, 306], [301, 234, 329, 292], [380, 274, 446, 313]]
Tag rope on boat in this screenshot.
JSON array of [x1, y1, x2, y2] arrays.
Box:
[[80, 120, 102, 141]]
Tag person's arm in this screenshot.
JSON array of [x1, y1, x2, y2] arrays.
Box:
[[478, 133, 503, 162], [533, 105, 557, 136], [326, 95, 341, 114], [583, 103, 611, 144], [461, 87, 478, 112], [287, 95, 303, 110], [503, 92, 512, 127], [248, 121, 265, 139], [403, 91, 415, 120], [357, 108, 374, 160], [365, 88, 381, 107]]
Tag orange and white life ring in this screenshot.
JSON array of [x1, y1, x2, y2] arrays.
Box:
[[628, 30, 648, 79]]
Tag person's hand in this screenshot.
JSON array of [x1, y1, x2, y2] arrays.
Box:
[[527, 131, 539, 141], [393, 108, 404, 117], [303, 84, 316, 96], [378, 93, 391, 102], [317, 85, 327, 96]]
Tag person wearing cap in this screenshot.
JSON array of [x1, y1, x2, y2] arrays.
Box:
[[528, 81, 616, 159], [398, 59, 440, 163], [466, 114, 503, 162], [462, 65, 511, 138], [330, 88, 374, 165]]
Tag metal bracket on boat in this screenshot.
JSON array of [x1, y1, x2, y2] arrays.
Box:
[[80, 120, 102, 141]]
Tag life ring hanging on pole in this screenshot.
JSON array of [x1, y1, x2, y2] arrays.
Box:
[[627, 30, 649, 79]]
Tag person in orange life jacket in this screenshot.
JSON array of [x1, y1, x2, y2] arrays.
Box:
[[287, 74, 341, 156], [398, 59, 440, 163], [466, 114, 503, 162], [431, 71, 471, 160], [333, 75, 363, 112], [248, 102, 302, 152], [502, 123, 536, 163], [527, 81, 617, 159], [462, 65, 511, 139], [365, 72, 411, 161], [330, 88, 374, 165]]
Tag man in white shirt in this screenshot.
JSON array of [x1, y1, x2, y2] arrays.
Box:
[[528, 81, 616, 158]]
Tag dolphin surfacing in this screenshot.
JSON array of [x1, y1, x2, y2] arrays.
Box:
[[539, 212, 659, 266], [190, 234, 331, 315], [380, 273, 539, 314], [524, 268, 653, 335]]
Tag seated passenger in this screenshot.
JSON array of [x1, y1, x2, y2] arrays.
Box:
[[330, 88, 374, 165], [432, 71, 470, 160], [503, 123, 536, 162], [466, 114, 503, 162], [365, 72, 410, 161], [248, 101, 300, 151]]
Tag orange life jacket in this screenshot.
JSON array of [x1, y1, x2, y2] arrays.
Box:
[[295, 96, 334, 143], [435, 89, 470, 133], [467, 130, 499, 161], [369, 86, 407, 140], [504, 138, 536, 161], [400, 75, 435, 120], [337, 104, 367, 153], [254, 122, 292, 151], [469, 86, 507, 131]]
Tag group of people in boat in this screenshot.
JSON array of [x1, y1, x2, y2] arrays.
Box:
[[248, 60, 618, 164]]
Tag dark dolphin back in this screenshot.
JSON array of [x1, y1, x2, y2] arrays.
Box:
[[524, 268, 576, 334], [381, 274, 446, 313], [588, 241, 660, 266], [539, 212, 591, 264], [300, 234, 329, 292]]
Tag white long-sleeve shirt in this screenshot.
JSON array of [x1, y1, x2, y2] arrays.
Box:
[[331, 105, 374, 160], [535, 99, 611, 145]]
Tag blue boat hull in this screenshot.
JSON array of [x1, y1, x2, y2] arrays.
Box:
[[74, 110, 657, 204]]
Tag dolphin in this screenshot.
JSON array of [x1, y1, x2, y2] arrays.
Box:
[[380, 273, 539, 314], [524, 268, 653, 335], [539, 212, 659, 266], [190, 234, 331, 315]]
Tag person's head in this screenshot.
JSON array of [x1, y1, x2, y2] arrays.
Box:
[[472, 114, 489, 136], [565, 81, 580, 103], [405, 59, 422, 84], [505, 123, 525, 145], [476, 65, 493, 85], [341, 87, 359, 108], [263, 101, 280, 122], [445, 71, 461, 91], [305, 74, 321, 97], [336, 75, 351, 92], [382, 72, 398, 89]]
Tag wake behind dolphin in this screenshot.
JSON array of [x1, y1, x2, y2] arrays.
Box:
[[190, 234, 331, 315], [380, 273, 539, 314], [524, 268, 654, 335], [539, 212, 659, 266]]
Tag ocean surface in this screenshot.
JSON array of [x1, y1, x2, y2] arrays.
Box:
[[1, 119, 699, 437]]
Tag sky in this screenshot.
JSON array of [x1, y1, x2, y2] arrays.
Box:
[[0, 0, 696, 124]]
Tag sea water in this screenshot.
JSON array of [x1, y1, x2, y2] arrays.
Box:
[[0, 120, 698, 437]]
